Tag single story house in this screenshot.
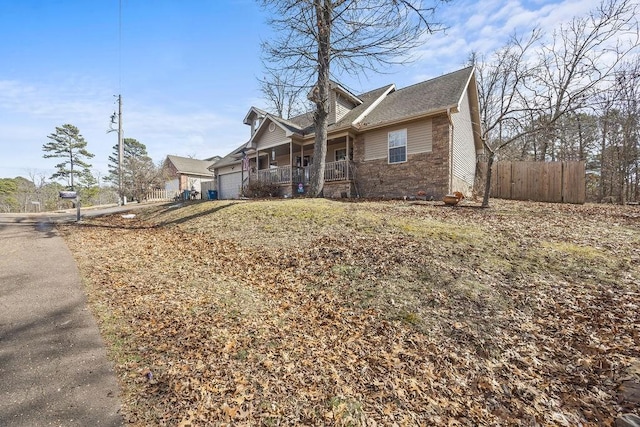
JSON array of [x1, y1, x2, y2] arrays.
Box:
[[212, 66, 483, 199], [163, 155, 219, 198]]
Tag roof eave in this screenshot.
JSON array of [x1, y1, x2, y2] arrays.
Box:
[[332, 83, 363, 105], [352, 84, 396, 126], [243, 106, 266, 125], [357, 106, 456, 132]]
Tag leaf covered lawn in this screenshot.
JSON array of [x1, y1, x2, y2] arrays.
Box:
[[59, 199, 640, 426]]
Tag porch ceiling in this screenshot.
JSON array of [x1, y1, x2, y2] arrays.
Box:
[[255, 135, 351, 157]]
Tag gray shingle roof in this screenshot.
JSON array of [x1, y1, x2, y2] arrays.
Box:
[[208, 141, 252, 169], [358, 66, 474, 127], [265, 66, 474, 136], [166, 155, 215, 176], [268, 115, 306, 134], [282, 84, 396, 136], [334, 84, 395, 129], [213, 66, 476, 170]]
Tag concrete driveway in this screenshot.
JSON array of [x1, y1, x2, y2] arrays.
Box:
[[0, 211, 124, 426]]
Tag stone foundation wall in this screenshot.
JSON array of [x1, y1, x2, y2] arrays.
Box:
[[323, 181, 353, 198], [279, 184, 293, 198], [353, 114, 452, 199], [277, 182, 353, 198]]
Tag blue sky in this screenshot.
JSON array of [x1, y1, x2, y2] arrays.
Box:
[[0, 0, 601, 180]]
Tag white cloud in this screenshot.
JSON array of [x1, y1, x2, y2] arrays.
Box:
[[402, 0, 609, 85], [0, 77, 249, 179]]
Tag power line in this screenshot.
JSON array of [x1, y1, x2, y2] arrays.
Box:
[[118, 0, 122, 94]]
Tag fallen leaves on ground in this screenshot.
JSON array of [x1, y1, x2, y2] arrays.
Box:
[[58, 199, 640, 426]]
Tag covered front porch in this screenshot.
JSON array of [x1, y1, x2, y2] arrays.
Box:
[[251, 160, 352, 185], [247, 134, 355, 197]]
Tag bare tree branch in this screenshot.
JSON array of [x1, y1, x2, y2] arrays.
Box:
[[259, 0, 447, 196], [476, 0, 639, 206]]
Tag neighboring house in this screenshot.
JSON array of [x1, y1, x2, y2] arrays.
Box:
[[212, 66, 483, 200], [163, 155, 219, 198]]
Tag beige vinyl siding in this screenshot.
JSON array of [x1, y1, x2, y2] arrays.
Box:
[[217, 164, 238, 176], [335, 95, 352, 123], [451, 88, 476, 188], [255, 122, 288, 150], [271, 153, 289, 166], [329, 91, 337, 124], [363, 119, 432, 161], [330, 89, 355, 124]]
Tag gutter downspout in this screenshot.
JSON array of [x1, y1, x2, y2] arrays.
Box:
[[446, 108, 454, 194]]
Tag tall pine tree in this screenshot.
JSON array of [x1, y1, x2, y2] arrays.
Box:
[[42, 124, 95, 190], [105, 138, 160, 201]]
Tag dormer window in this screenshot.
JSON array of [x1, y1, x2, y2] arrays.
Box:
[[244, 107, 267, 137]]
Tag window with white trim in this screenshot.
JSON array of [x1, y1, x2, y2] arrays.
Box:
[[388, 129, 407, 163]]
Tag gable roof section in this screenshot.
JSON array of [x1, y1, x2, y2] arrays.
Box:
[[357, 66, 475, 128], [287, 111, 315, 134], [330, 80, 362, 106], [346, 84, 396, 127], [246, 114, 305, 149], [257, 114, 304, 137], [243, 107, 268, 125], [209, 141, 252, 169], [280, 84, 395, 137], [166, 155, 215, 176]]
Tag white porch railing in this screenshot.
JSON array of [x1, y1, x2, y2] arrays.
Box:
[[252, 161, 351, 185], [146, 189, 181, 201], [253, 165, 296, 184], [324, 160, 351, 182]]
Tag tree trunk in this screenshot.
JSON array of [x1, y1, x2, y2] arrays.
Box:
[[599, 118, 608, 201], [482, 150, 495, 207], [308, 0, 331, 197], [70, 150, 75, 191]]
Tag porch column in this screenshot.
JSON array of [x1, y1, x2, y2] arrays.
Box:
[[301, 145, 305, 183], [346, 135, 350, 181], [289, 141, 293, 184]]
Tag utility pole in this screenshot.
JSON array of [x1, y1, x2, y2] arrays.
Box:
[[118, 94, 124, 205], [108, 95, 124, 205]]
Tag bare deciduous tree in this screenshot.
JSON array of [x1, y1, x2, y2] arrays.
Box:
[[259, 69, 309, 119], [260, 0, 446, 196], [596, 57, 640, 202], [476, 0, 638, 206]]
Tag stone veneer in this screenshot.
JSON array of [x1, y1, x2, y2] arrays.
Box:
[[282, 181, 353, 198], [322, 181, 353, 198], [353, 114, 452, 199]]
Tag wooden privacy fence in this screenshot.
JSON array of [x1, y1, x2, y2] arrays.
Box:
[[482, 161, 586, 204]]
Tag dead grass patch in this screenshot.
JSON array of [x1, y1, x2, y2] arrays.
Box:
[[59, 198, 640, 426]]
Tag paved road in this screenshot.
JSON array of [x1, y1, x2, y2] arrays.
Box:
[[0, 211, 125, 427]]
